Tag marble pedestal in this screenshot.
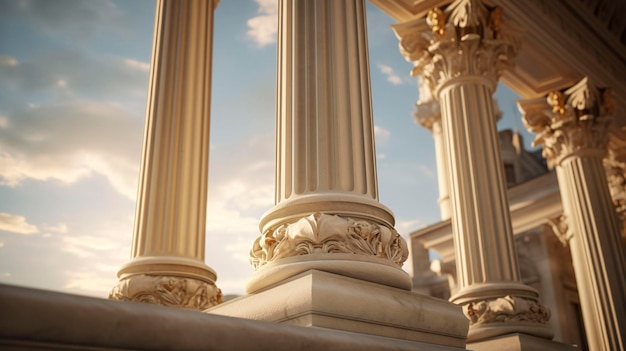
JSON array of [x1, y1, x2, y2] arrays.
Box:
[[468, 333, 578, 351], [208, 270, 468, 350]]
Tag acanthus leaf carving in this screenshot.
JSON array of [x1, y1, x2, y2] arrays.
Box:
[[109, 275, 223, 310], [520, 77, 613, 168], [249, 213, 409, 270], [394, 1, 519, 95], [464, 295, 551, 325], [547, 214, 573, 246]]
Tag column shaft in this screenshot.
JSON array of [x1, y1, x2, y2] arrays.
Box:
[[249, 0, 409, 293], [440, 82, 519, 285], [556, 158, 626, 351], [110, 0, 222, 310], [393, 0, 552, 342], [414, 78, 451, 220], [432, 121, 451, 220], [520, 78, 626, 350]]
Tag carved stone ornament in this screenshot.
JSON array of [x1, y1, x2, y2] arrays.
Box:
[[396, 0, 519, 94], [605, 158, 626, 236], [413, 77, 441, 129], [464, 295, 551, 325], [520, 77, 613, 168], [547, 214, 573, 246], [249, 213, 409, 270], [109, 275, 223, 310]]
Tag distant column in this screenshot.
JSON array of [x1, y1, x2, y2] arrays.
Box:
[[413, 77, 451, 220], [109, 0, 222, 310], [605, 132, 626, 246], [394, 0, 553, 341], [520, 77, 626, 351], [248, 0, 410, 293]]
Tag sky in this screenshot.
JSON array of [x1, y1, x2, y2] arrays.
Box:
[[0, 0, 535, 297]]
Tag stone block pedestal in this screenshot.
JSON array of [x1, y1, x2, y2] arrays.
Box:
[[468, 333, 578, 351], [208, 270, 469, 350]]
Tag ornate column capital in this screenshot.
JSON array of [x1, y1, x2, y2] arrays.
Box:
[[393, 0, 519, 96], [547, 214, 572, 246], [519, 77, 614, 168], [413, 77, 441, 130]]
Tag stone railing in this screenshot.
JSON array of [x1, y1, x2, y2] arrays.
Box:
[[0, 284, 460, 351]]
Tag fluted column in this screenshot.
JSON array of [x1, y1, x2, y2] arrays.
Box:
[[248, 0, 409, 293], [520, 78, 626, 351], [109, 0, 222, 310], [606, 132, 626, 246], [394, 0, 552, 342], [414, 77, 451, 220]]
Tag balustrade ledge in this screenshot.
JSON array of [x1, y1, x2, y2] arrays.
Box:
[[0, 284, 464, 351]]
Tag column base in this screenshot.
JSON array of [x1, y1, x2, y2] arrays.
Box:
[[110, 256, 222, 310], [208, 270, 469, 349], [450, 283, 553, 341], [109, 274, 222, 310], [246, 253, 412, 292], [468, 333, 578, 351]]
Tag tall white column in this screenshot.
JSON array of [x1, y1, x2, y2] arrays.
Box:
[[248, 0, 410, 293], [520, 78, 626, 351], [210, 3, 469, 345], [413, 77, 451, 220], [394, 0, 552, 342], [109, 0, 222, 310]]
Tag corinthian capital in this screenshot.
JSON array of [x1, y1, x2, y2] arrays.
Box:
[[393, 0, 519, 95], [518, 77, 614, 168], [413, 76, 441, 130]]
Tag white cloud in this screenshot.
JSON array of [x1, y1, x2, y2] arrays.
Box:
[[0, 101, 142, 199], [418, 164, 436, 178], [0, 116, 8, 128], [395, 219, 426, 236], [0, 56, 19, 66], [374, 125, 391, 144], [63, 272, 115, 297], [0, 241, 4, 248], [0, 212, 39, 234], [204, 133, 275, 293], [0, 0, 130, 42], [247, 0, 278, 47], [123, 58, 149, 72], [43, 223, 68, 233], [378, 63, 406, 86], [62, 234, 123, 258]]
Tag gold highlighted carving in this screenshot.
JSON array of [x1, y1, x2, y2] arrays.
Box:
[[250, 213, 408, 269], [547, 91, 566, 115], [465, 295, 551, 325], [427, 8, 446, 38], [521, 77, 613, 168], [109, 275, 223, 310], [397, 0, 518, 93]]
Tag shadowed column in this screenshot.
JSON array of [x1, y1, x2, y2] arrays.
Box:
[[520, 78, 626, 351]]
